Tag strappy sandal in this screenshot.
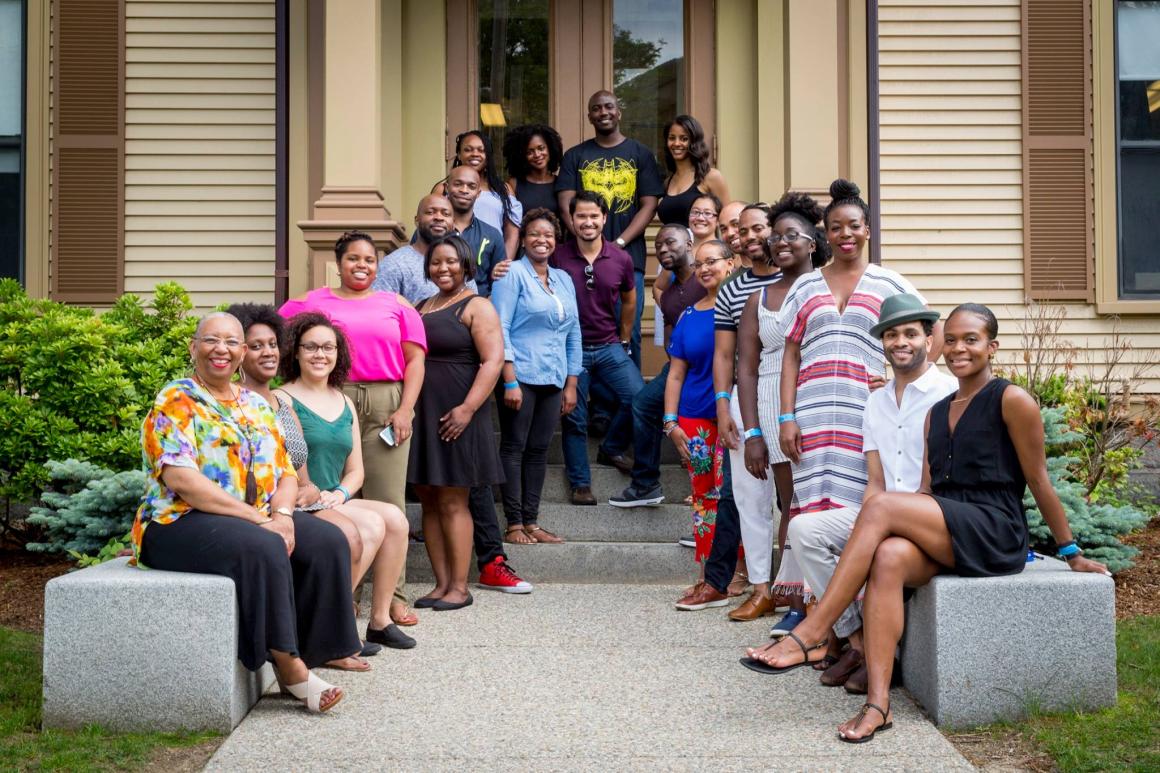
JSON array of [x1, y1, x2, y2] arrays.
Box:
[[504, 525, 537, 544], [524, 524, 564, 544], [838, 701, 893, 744], [727, 570, 751, 597], [282, 671, 344, 714], [739, 631, 829, 674]]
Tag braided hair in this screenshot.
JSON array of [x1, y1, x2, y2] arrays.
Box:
[[452, 130, 513, 229]]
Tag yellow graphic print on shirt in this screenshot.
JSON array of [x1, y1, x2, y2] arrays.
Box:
[[579, 158, 638, 215]]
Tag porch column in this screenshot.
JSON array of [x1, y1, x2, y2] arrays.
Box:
[[297, 0, 406, 288]]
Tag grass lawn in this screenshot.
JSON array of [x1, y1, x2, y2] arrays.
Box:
[[950, 615, 1160, 772], [0, 627, 219, 772]]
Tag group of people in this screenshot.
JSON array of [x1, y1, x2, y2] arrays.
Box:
[[130, 89, 1110, 742]]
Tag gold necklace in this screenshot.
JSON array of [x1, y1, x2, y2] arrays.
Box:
[[193, 373, 238, 403], [951, 376, 994, 404], [423, 286, 467, 314]]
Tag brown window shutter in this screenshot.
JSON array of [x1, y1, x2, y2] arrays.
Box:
[[1020, 0, 1093, 302], [52, 0, 124, 303]]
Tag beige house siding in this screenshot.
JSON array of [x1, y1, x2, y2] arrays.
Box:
[[878, 0, 1160, 393], [123, 0, 276, 308]]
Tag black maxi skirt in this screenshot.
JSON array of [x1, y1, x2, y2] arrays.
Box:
[[139, 510, 361, 671]]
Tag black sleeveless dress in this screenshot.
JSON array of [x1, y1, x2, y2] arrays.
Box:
[[656, 182, 702, 227], [407, 296, 504, 488], [926, 377, 1028, 577], [515, 178, 559, 219]]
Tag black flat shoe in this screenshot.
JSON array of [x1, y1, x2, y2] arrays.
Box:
[[432, 594, 474, 611], [359, 640, 383, 657], [413, 596, 440, 609], [365, 623, 417, 650]]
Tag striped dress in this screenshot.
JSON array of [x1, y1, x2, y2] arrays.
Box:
[[755, 287, 790, 465], [781, 264, 924, 516]]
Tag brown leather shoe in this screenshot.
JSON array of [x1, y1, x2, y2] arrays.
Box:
[[674, 582, 730, 611], [570, 486, 597, 506], [728, 591, 779, 621], [844, 662, 868, 694], [821, 647, 864, 687]]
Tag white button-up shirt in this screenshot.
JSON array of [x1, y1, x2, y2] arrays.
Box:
[[862, 364, 959, 493]]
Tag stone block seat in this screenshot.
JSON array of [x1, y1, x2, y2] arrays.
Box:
[[900, 556, 1117, 728], [42, 557, 273, 733]]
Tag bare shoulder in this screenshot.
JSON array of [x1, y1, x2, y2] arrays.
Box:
[[1000, 382, 1040, 419]]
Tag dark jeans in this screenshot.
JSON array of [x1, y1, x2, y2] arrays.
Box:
[[139, 510, 361, 671], [704, 451, 742, 595], [629, 361, 668, 492], [612, 269, 646, 369], [563, 343, 645, 488], [498, 383, 563, 527], [469, 485, 505, 570]]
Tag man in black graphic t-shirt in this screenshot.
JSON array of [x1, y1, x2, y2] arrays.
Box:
[[557, 90, 663, 367]]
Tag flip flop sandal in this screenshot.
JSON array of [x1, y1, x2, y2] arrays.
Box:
[[739, 631, 829, 675], [504, 526, 537, 544], [838, 702, 893, 744], [525, 525, 564, 544], [390, 606, 419, 626], [322, 655, 371, 672]]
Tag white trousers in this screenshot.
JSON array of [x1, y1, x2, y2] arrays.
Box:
[[788, 505, 863, 639], [730, 386, 778, 584]]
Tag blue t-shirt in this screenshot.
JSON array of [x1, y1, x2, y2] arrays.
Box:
[[667, 306, 716, 419]]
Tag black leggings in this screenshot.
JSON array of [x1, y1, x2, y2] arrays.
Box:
[[498, 383, 563, 527], [140, 510, 361, 671]]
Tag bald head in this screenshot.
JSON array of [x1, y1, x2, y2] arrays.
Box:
[[719, 201, 747, 255], [195, 311, 242, 339], [415, 194, 453, 244]]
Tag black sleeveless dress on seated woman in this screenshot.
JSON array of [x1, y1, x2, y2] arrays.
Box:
[[925, 377, 1029, 577], [656, 182, 703, 228], [407, 296, 504, 489]]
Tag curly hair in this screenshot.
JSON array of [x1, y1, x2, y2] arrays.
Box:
[[662, 115, 711, 187], [226, 303, 285, 346], [503, 124, 564, 180], [769, 191, 830, 268], [520, 207, 562, 243], [334, 230, 377, 263], [279, 312, 352, 389]]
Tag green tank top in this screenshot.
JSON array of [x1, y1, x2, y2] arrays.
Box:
[[291, 398, 353, 491]]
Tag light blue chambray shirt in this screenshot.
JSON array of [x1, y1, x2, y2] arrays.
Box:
[[490, 259, 582, 389]]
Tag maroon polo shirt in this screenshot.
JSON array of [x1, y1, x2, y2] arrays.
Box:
[[551, 240, 635, 346]]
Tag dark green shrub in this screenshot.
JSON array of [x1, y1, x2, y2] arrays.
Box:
[[0, 280, 194, 505], [25, 459, 145, 556]]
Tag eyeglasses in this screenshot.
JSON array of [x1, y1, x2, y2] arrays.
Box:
[[583, 264, 595, 290], [299, 342, 338, 354], [689, 208, 719, 219], [196, 336, 243, 349], [768, 231, 813, 244], [691, 256, 730, 270]]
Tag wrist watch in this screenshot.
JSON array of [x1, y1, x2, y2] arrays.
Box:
[[615, 237, 626, 248]]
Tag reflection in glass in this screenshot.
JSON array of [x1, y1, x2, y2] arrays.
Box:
[[1116, 1, 1160, 296], [0, 0, 22, 280], [613, 0, 684, 164], [478, 0, 550, 167]]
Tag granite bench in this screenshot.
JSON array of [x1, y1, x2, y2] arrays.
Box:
[[42, 557, 273, 732], [900, 556, 1117, 727]]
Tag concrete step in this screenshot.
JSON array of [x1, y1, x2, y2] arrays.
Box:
[[536, 464, 690, 503], [540, 432, 685, 465], [402, 540, 698, 585], [403, 501, 692, 543]]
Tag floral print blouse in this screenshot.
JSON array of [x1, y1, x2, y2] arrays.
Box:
[[132, 378, 296, 555]]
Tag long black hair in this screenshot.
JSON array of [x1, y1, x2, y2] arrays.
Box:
[[452, 130, 513, 228], [502, 124, 564, 180], [662, 114, 711, 187]]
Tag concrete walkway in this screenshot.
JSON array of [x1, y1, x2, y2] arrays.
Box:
[[207, 584, 973, 772]]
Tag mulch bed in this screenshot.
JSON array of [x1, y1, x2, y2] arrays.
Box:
[[0, 546, 71, 634], [1114, 516, 1160, 619]]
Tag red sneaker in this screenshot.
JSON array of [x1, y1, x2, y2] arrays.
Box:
[[478, 556, 533, 594]]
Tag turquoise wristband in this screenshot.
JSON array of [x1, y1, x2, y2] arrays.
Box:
[[777, 413, 796, 424], [1057, 542, 1080, 558], [334, 485, 351, 503], [503, 381, 519, 390], [714, 391, 731, 401], [743, 427, 763, 440], [663, 413, 679, 423]]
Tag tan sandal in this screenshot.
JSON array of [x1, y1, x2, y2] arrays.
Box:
[[524, 524, 564, 544], [504, 525, 537, 544]]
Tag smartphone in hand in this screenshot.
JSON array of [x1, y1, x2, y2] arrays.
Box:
[[379, 425, 396, 447]]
